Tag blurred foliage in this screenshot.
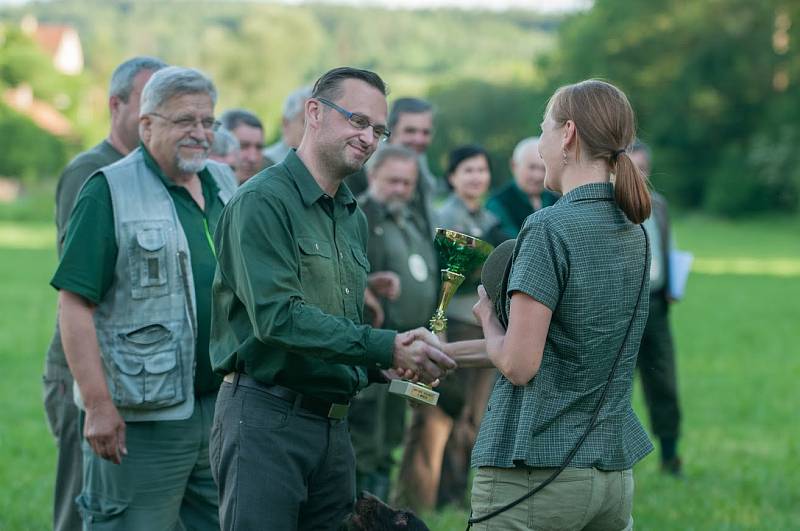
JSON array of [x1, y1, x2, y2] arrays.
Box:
[[547, 0, 800, 215], [0, 0, 799, 216], [0, 101, 69, 183], [0, 26, 72, 181]]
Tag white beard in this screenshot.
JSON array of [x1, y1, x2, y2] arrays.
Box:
[[177, 154, 207, 174]]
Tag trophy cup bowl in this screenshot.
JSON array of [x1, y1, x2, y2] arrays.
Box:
[[388, 228, 494, 405]]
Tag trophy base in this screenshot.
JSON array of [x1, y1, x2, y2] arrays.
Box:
[[388, 379, 439, 406]]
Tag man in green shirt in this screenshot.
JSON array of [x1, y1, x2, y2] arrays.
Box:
[[210, 67, 454, 530], [51, 66, 236, 530], [45, 55, 166, 531]]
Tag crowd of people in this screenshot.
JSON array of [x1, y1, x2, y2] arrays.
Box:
[[43, 56, 683, 531]]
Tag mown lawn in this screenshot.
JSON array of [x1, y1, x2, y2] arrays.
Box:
[[0, 215, 798, 530]]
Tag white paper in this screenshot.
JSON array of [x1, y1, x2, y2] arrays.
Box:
[[668, 250, 694, 300]]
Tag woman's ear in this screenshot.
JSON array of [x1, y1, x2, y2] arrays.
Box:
[[561, 119, 578, 151]]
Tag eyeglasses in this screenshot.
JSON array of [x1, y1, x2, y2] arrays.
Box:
[[317, 98, 390, 141], [149, 112, 221, 133]]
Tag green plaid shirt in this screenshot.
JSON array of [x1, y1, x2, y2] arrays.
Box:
[[472, 183, 653, 470]]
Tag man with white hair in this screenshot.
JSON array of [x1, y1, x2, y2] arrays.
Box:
[[263, 84, 312, 165], [486, 136, 558, 237], [46, 55, 166, 531], [209, 126, 241, 172], [51, 66, 236, 529]]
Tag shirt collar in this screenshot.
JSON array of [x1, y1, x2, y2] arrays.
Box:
[[559, 182, 614, 204], [284, 149, 357, 213], [139, 142, 219, 194]]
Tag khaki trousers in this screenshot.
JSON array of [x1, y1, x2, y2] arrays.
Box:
[[470, 466, 634, 531]]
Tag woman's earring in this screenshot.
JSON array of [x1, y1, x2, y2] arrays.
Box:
[[562, 150, 568, 166]]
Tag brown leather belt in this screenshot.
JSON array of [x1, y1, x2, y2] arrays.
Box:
[[223, 372, 349, 420]]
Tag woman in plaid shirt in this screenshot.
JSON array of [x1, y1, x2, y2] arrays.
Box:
[[443, 79, 653, 530]]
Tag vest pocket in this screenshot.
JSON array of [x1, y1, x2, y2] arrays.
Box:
[[129, 226, 169, 299], [110, 322, 184, 409]]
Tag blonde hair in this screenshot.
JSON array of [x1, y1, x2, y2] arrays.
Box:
[[546, 79, 651, 223]]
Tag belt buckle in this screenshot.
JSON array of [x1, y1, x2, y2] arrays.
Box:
[[327, 403, 348, 420]]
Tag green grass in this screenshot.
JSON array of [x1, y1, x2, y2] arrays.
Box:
[[1, 215, 799, 530]]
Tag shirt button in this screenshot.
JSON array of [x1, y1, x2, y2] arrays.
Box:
[[375, 362, 381, 368], [339, 251, 343, 259], [314, 243, 320, 251], [345, 287, 350, 294]]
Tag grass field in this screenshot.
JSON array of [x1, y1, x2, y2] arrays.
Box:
[[1, 214, 799, 530]]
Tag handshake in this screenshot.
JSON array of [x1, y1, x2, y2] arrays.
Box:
[[388, 328, 457, 385]]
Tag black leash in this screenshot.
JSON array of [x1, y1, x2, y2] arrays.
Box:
[[466, 226, 649, 529]]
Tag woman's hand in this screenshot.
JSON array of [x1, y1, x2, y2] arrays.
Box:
[[472, 284, 495, 326]]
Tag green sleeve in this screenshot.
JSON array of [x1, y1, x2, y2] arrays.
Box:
[[506, 216, 566, 311], [216, 190, 395, 368], [50, 174, 118, 304]]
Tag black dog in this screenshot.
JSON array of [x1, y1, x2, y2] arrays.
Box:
[[340, 491, 430, 530]]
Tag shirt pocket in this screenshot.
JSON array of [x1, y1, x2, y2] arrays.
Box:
[[127, 224, 170, 299], [109, 321, 185, 409], [297, 237, 336, 309]]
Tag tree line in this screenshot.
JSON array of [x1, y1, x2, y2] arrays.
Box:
[[1, 0, 798, 215]]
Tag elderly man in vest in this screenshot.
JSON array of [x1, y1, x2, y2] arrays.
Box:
[[46, 55, 166, 531], [51, 66, 236, 530]]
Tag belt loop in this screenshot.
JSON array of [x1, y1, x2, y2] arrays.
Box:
[[232, 372, 241, 396]]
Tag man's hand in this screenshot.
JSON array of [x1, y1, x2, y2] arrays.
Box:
[[368, 271, 401, 300], [392, 329, 456, 384], [84, 399, 127, 464]]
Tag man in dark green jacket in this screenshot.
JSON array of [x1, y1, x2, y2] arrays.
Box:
[[486, 136, 558, 237], [209, 67, 454, 530]]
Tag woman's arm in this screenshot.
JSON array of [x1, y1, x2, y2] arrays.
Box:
[[442, 338, 493, 368], [473, 286, 552, 386]]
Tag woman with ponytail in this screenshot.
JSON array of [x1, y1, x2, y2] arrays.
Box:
[[442, 80, 653, 530]]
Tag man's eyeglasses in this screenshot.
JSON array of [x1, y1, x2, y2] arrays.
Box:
[[149, 112, 221, 133], [317, 98, 391, 141]]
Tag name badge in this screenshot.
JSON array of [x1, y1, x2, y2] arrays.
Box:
[[408, 254, 428, 282]]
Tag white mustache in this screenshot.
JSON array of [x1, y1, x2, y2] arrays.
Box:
[[178, 139, 210, 149]]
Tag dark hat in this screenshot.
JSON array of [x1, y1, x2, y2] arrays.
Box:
[[480, 238, 516, 329]]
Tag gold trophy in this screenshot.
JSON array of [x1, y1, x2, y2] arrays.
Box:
[[388, 228, 494, 405]]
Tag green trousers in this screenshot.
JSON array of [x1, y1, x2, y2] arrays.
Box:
[[470, 466, 634, 531], [76, 393, 219, 530]]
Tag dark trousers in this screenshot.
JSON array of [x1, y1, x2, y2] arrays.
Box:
[[43, 360, 82, 531], [637, 295, 681, 445], [395, 320, 496, 512], [211, 379, 355, 530]]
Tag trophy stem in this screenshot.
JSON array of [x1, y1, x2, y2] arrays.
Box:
[[429, 270, 465, 334]]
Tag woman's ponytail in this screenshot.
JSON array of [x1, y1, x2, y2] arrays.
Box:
[[613, 152, 651, 224]]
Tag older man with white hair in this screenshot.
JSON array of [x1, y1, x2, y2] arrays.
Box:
[[51, 66, 236, 529], [263, 84, 312, 165], [486, 136, 558, 237]]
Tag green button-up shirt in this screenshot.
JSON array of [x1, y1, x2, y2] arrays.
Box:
[[51, 145, 225, 395], [211, 150, 396, 403], [472, 183, 653, 470]]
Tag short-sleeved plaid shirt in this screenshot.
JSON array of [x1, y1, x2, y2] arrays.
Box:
[[472, 182, 654, 470]]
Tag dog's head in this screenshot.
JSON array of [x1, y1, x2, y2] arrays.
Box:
[[340, 491, 429, 531]]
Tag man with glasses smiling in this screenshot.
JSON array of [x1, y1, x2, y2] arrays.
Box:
[[210, 66, 455, 529], [51, 66, 236, 529]]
